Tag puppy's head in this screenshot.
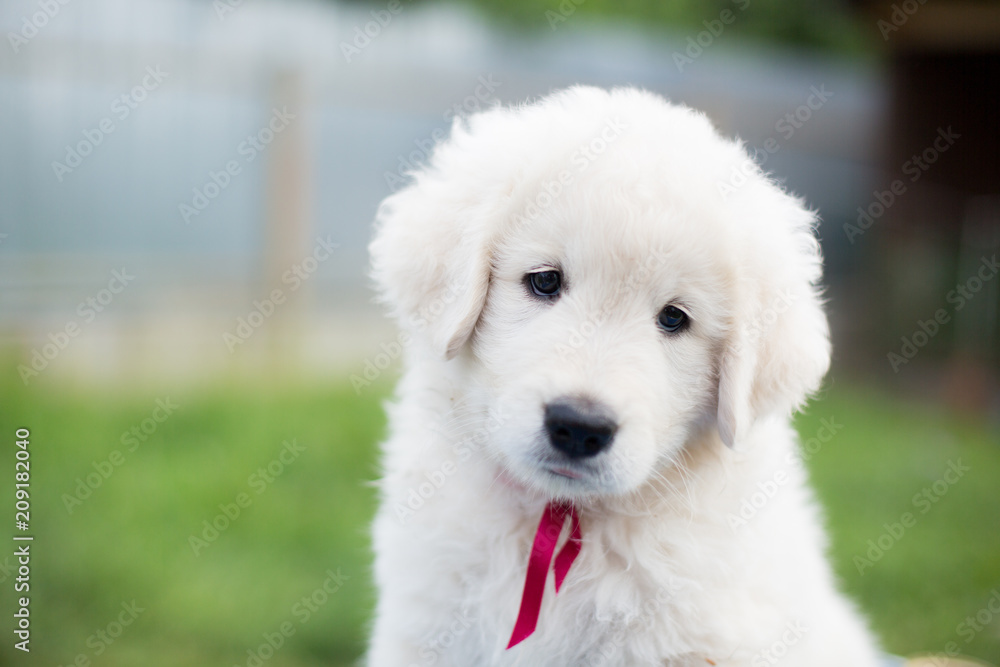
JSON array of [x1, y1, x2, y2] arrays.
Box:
[[371, 87, 829, 500]]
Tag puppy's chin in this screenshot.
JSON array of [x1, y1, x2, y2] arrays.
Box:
[[515, 466, 605, 501], [501, 450, 646, 501]]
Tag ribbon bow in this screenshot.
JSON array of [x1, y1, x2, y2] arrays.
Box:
[[506, 501, 582, 649]]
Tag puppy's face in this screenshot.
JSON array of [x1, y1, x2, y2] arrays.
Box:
[[371, 87, 831, 503], [473, 182, 733, 499]]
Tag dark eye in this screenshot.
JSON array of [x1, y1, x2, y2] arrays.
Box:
[[657, 305, 688, 333], [527, 270, 561, 298]]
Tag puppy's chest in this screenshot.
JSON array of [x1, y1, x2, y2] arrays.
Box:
[[442, 531, 723, 666]]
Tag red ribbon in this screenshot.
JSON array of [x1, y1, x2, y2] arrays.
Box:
[[506, 501, 582, 649]]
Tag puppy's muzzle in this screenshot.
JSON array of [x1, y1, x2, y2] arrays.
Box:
[[544, 398, 617, 459]]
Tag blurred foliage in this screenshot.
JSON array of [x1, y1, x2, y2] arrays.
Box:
[[0, 366, 998, 665], [348, 0, 873, 54]]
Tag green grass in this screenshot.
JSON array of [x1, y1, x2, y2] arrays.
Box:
[[797, 378, 1000, 663], [0, 373, 390, 667], [0, 368, 998, 665]]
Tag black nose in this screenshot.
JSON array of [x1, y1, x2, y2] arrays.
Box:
[[544, 399, 617, 459]]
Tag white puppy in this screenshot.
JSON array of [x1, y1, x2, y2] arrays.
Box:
[[367, 86, 881, 666]]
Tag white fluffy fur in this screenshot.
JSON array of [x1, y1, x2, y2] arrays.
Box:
[[367, 87, 881, 666]]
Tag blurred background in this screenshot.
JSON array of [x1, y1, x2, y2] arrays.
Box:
[[1, 0, 998, 664]]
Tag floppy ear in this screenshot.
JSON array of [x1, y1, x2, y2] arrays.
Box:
[[716, 195, 831, 448], [369, 127, 500, 360]]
